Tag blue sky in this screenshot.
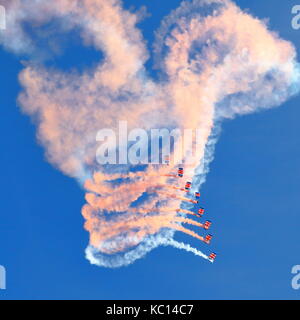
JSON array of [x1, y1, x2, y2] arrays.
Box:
[[0, 0, 300, 300]]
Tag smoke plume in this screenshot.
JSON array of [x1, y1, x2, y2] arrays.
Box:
[[1, 0, 299, 267]]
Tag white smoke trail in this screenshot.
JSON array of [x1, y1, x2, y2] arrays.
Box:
[[166, 238, 210, 261], [86, 230, 176, 268], [86, 230, 209, 268]]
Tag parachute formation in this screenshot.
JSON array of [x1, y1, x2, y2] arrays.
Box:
[[83, 165, 217, 263]]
